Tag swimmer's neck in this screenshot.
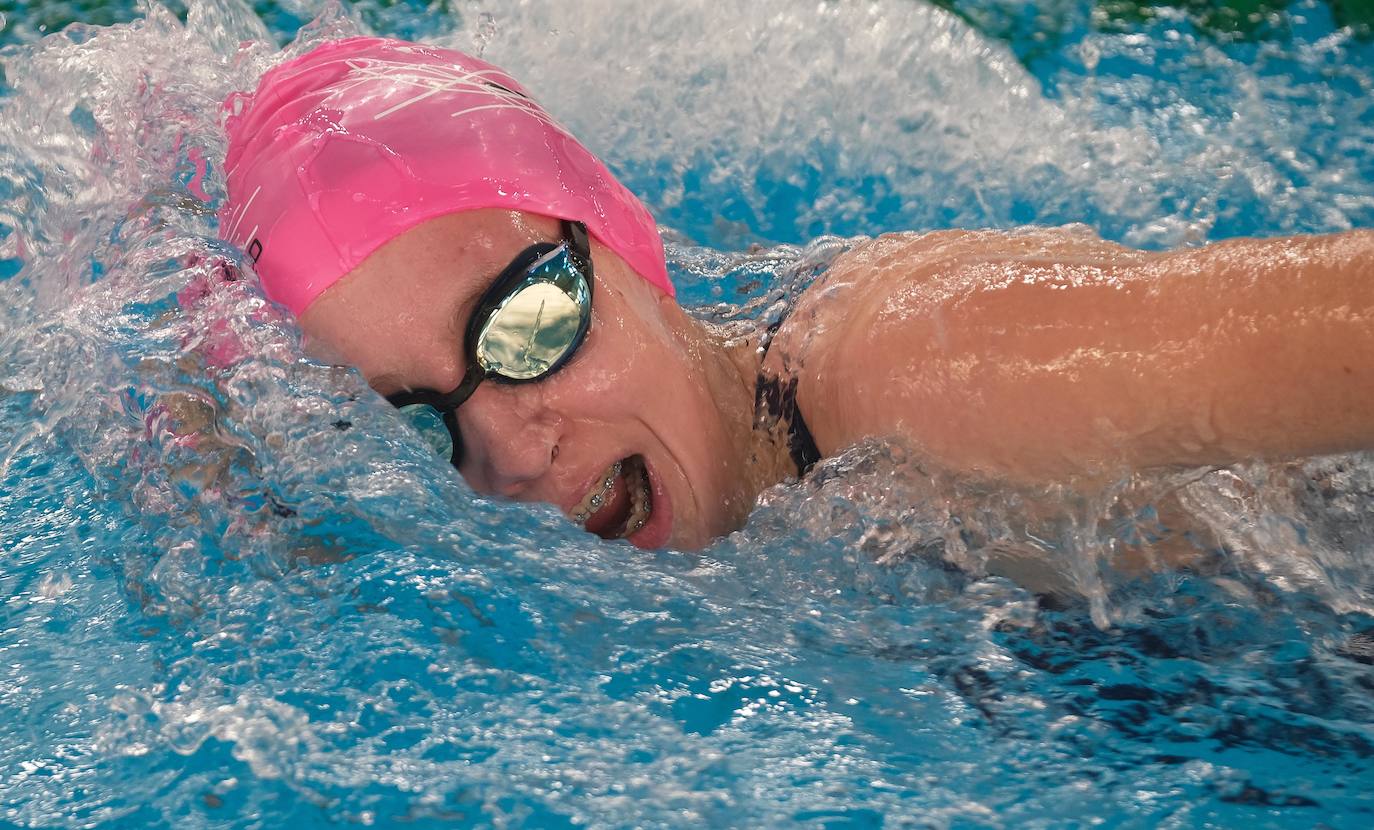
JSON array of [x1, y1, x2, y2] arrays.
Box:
[[672, 306, 798, 520]]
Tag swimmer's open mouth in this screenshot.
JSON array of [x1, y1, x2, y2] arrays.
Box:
[[570, 455, 653, 540]]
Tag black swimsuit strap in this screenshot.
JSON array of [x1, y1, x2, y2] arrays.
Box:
[[754, 320, 822, 477]]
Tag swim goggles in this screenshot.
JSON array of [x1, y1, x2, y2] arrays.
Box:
[[386, 220, 594, 466]]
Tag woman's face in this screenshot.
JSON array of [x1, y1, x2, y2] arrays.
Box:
[[300, 209, 753, 549]]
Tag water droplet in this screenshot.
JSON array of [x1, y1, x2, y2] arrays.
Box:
[[1079, 41, 1100, 73], [475, 12, 498, 57]]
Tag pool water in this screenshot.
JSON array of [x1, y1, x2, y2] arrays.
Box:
[[2, 1, 1373, 827]]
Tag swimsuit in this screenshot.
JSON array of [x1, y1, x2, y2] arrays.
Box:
[[754, 321, 822, 477]]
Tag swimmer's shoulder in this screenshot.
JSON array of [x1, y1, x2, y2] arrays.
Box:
[[765, 229, 978, 455], [771, 229, 976, 351], [768, 225, 1136, 457], [774, 226, 1076, 348], [772, 223, 1132, 364]]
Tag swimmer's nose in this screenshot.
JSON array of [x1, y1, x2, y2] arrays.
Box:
[[454, 385, 561, 498]]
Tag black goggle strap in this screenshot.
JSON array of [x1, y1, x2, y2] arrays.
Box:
[[562, 220, 591, 276]]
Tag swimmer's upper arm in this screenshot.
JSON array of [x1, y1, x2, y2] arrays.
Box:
[[795, 228, 1374, 485]]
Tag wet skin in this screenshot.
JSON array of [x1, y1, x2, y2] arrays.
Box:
[[301, 209, 1374, 550], [773, 225, 1374, 487], [300, 209, 795, 550]]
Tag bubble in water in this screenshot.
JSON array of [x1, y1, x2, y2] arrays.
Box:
[[474, 11, 496, 56], [1078, 38, 1100, 72]]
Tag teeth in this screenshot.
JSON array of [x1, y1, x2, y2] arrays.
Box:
[[566, 457, 656, 539], [617, 462, 653, 539], [570, 461, 620, 526]]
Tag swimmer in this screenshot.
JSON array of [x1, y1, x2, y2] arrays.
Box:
[[219, 36, 1374, 551]]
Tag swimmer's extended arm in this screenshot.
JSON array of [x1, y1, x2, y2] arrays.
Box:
[[788, 227, 1374, 485]]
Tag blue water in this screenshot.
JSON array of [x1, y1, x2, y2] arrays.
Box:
[[2, 1, 1373, 827]]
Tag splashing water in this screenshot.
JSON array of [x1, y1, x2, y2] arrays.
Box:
[[1, 0, 1373, 826]]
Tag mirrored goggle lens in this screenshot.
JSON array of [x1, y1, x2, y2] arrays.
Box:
[[397, 403, 455, 460], [474, 255, 589, 381]]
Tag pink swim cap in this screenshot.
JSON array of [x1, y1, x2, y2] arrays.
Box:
[[219, 36, 672, 315]]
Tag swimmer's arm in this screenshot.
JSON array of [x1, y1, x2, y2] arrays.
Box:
[[153, 392, 347, 562], [797, 229, 1374, 485]]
